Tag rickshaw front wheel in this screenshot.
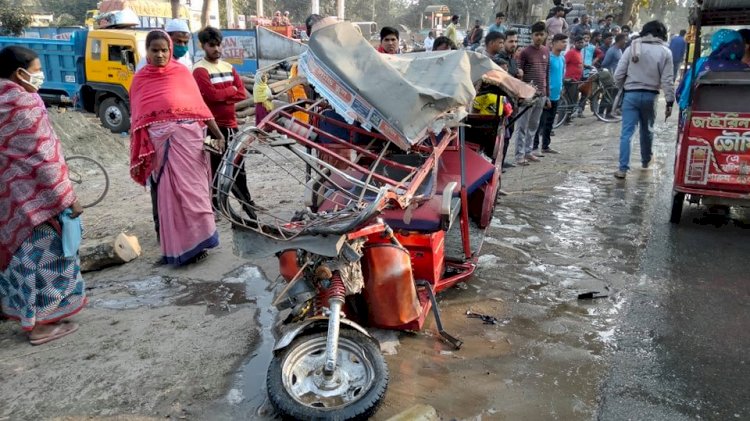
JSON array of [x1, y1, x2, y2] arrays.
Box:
[[670, 192, 686, 224], [267, 329, 388, 420]]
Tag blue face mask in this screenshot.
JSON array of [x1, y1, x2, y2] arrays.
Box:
[[173, 45, 189, 58]]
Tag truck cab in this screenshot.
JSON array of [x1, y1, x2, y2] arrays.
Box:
[[80, 29, 145, 133]]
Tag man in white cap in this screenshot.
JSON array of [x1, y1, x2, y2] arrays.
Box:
[[136, 19, 193, 71]]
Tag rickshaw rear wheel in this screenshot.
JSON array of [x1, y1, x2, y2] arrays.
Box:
[[267, 329, 388, 420], [670, 192, 685, 224]]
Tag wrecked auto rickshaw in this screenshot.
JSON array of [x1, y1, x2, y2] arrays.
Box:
[[670, 0, 750, 223], [215, 21, 535, 419]]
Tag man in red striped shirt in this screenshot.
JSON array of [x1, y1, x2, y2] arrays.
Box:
[[512, 21, 551, 166], [193, 26, 255, 218]]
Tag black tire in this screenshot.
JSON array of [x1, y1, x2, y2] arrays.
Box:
[[670, 192, 685, 224], [99, 97, 130, 133], [65, 155, 110, 208], [591, 87, 622, 123], [553, 96, 570, 129], [267, 329, 389, 421]]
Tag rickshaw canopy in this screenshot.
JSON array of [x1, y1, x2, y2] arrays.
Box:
[[300, 20, 535, 150], [693, 0, 750, 25]]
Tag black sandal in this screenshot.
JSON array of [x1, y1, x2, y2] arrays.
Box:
[[185, 250, 209, 265]]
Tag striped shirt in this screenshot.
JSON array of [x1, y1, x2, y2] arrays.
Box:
[[192, 59, 246, 128], [518, 45, 550, 96]]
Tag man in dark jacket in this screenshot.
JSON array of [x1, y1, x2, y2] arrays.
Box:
[[497, 29, 523, 169], [669, 29, 687, 81], [497, 30, 522, 79]]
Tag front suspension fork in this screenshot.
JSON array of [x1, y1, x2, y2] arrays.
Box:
[[322, 272, 346, 377]]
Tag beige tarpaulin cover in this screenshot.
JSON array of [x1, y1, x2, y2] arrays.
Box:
[[299, 21, 535, 150]]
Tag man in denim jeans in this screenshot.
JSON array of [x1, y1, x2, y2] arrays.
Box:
[[613, 20, 675, 179]]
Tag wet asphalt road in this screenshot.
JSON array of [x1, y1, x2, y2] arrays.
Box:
[[203, 104, 750, 420], [597, 123, 750, 420]]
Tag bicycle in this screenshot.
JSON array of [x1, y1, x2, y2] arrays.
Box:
[[65, 155, 110, 208], [553, 68, 622, 128]]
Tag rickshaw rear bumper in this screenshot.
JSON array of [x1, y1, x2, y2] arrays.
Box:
[[673, 185, 750, 205]]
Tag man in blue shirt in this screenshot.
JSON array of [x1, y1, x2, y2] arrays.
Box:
[[669, 29, 687, 81], [601, 34, 626, 73], [570, 14, 592, 39], [599, 34, 627, 118], [488, 12, 507, 34], [534, 33, 567, 155], [582, 33, 596, 78]]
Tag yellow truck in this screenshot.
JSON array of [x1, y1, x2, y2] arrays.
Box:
[[0, 28, 146, 132]]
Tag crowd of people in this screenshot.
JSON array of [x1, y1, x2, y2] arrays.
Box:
[[2, 10, 750, 347], [435, 11, 698, 179]]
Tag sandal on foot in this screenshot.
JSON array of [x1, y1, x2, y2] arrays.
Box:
[[29, 322, 79, 346], [186, 250, 209, 265]]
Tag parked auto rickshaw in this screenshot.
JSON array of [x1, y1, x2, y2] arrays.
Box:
[[215, 21, 535, 420], [670, 0, 750, 223]]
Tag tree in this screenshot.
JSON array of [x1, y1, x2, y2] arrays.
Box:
[[493, 0, 538, 25], [54, 13, 79, 27], [44, 0, 98, 26], [201, 0, 211, 27], [0, 0, 31, 36], [171, 0, 181, 19]]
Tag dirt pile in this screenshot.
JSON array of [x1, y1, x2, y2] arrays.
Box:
[[49, 107, 129, 166]]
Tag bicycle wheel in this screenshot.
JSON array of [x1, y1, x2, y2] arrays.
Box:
[[65, 155, 110, 208], [591, 87, 622, 123], [553, 95, 570, 129]]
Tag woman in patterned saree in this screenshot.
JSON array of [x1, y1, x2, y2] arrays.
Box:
[[0, 46, 86, 345], [129, 30, 225, 265]]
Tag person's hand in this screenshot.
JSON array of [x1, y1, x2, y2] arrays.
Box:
[[517, 68, 524, 78], [545, 98, 552, 109], [665, 104, 673, 120], [70, 200, 84, 218], [216, 134, 226, 153]]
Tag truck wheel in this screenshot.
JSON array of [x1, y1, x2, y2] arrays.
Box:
[[670, 192, 685, 224], [267, 329, 388, 420], [99, 97, 130, 133]]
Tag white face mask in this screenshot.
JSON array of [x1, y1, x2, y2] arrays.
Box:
[[20, 68, 45, 91]]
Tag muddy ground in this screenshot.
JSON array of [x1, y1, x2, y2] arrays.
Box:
[[0, 102, 715, 420]]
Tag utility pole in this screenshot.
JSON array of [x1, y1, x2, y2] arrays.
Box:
[[257, 0, 264, 18], [312, 0, 320, 14], [337, 0, 345, 20]]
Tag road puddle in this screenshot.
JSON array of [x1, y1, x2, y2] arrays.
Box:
[[91, 274, 253, 316], [220, 266, 279, 418]]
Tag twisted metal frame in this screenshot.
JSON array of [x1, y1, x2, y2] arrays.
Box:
[[214, 101, 456, 241]]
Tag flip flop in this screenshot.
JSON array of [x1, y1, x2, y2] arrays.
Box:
[[29, 322, 79, 346]]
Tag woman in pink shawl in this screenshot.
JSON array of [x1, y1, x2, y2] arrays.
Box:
[[1, 46, 86, 345], [130, 31, 225, 265]]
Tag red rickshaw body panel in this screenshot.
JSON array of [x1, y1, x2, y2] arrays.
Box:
[[674, 111, 750, 199]]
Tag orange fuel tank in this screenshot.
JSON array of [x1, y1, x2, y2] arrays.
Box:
[[278, 250, 300, 282], [361, 244, 421, 328]]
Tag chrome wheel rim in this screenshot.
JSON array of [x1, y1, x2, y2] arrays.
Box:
[[281, 335, 375, 409]]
